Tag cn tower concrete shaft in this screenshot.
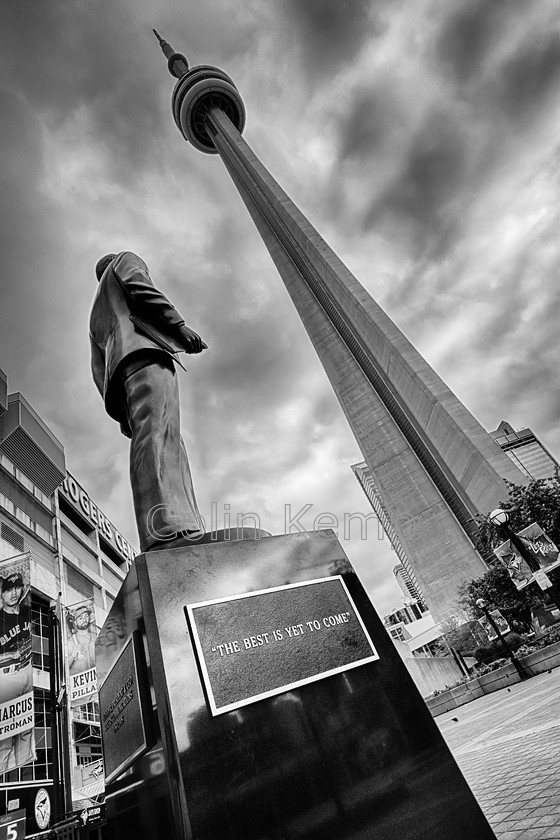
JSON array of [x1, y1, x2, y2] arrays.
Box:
[[156, 35, 527, 620]]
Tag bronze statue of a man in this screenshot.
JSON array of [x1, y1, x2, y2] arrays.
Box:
[[90, 251, 206, 551]]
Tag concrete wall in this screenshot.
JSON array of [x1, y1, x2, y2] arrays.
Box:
[[426, 640, 560, 716], [208, 110, 527, 623], [523, 642, 560, 674], [402, 654, 466, 698], [391, 639, 465, 697]]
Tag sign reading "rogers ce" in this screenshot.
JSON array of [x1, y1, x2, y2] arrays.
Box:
[[60, 474, 136, 563]]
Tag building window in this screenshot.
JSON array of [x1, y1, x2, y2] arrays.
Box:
[[0, 689, 53, 784], [73, 701, 100, 725], [32, 690, 54, 780], [0, 522, 24, 552], [31, 596, 51, 671], [73, 719, 102, 766], [58, 495, 95, 540], [66, 565, 94, 599]]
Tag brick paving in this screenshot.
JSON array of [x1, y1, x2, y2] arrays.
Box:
[[437, 668, 560, 839]]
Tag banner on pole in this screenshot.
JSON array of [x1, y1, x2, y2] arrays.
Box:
[[517, 522, 560, 573], [477, 609, 510, 642], [0, 553, 36, 772], [493, 540, 533, 590], [65, 599, 98, 706]]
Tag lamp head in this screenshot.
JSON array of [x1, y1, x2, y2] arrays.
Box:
[[475, 598, 487, 610], [489, 508, 509, 527]]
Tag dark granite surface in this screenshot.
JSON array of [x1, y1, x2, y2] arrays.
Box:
[[97, 531, 496, 840]]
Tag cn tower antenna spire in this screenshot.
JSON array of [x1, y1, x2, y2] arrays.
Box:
[[153, 29, 189, 79]]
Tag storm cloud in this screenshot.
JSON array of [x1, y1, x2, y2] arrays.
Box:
[[0, 0, 559, 616]]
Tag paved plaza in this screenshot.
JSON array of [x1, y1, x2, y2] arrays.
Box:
[[437, 668, 560, 839]]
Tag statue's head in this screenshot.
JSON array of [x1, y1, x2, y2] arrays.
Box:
[[95, 253, 117, 282]]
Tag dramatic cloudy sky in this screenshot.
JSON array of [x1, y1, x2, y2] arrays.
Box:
[[1, 0, 560, 617]]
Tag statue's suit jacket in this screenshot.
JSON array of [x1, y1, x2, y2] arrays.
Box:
[[89, 251, 188, 431]]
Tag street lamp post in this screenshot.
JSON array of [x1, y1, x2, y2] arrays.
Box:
[[489, 508, 560, 611], [475, 598, 529, 681], [48, 602, 73, 823]]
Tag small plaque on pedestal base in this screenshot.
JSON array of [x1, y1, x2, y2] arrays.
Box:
[[99, 630, 152, 783]]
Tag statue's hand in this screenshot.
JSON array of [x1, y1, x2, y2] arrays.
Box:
[[120, 422, 132, 439], [177, 324, 207, 354]]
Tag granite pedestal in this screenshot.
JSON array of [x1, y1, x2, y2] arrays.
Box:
[[96, 531, 496, 839]]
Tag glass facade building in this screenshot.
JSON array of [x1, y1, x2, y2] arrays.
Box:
[[393, 563, 425, 605], [489, 421, 559, 481], [352, 461, 426, 604]]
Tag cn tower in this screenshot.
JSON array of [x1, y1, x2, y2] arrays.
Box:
[[155, 32, 527, 621]]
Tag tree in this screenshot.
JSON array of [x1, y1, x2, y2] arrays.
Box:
[[439, 614, 487, 655], [474, 473, 560, 587], [457, 566, 540, 633], [457, 473, 560, 630], [474, 473, 560, 571]]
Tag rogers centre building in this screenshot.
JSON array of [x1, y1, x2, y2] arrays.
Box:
[[60, 475, 136, 567], [0, 366, 136, 838]]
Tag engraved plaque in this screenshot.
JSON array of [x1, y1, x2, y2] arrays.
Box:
[[186, 575, 379, 715], [99, 631, 150, 783]]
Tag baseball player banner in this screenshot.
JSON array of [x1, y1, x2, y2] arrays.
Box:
[[516, 522, 560, 573], [477, 609, 511, 642], [65, 599, 98, 706], [0, 553, 35, 772], [493, 539, 532, 590]]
